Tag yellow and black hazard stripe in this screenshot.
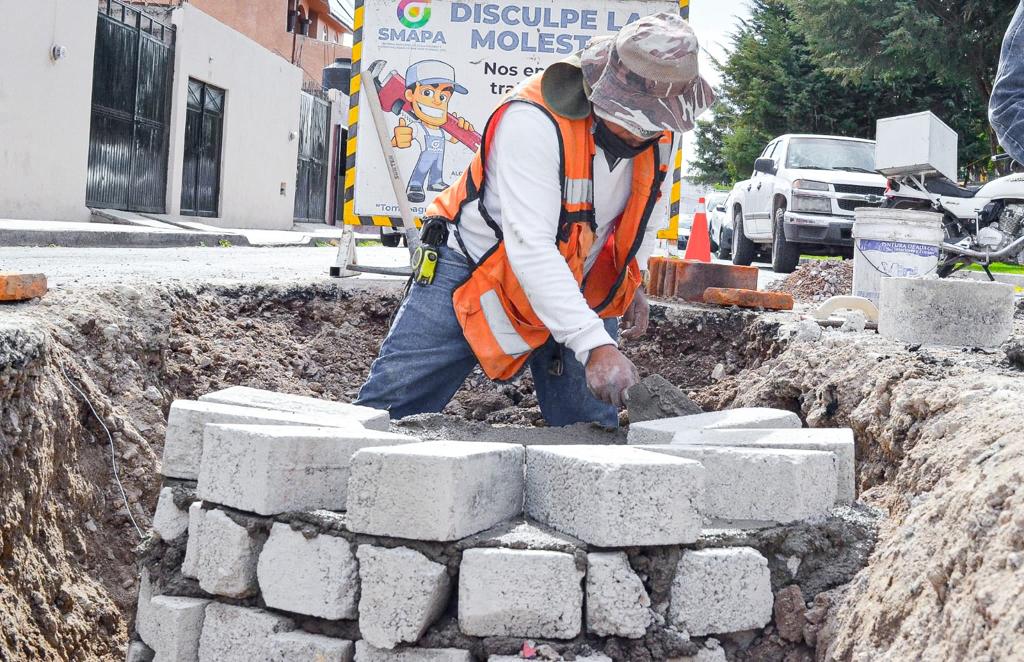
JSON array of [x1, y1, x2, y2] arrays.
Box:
[[343, 0, 394, 227], [346, 0, 693, 230]]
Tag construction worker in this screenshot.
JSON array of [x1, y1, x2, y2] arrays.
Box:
[[357, 12, 714, 426], [991, 1, 1024, 165]]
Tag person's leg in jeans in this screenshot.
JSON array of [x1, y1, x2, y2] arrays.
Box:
[[528, 318, 619, 428], [991, 2, 1024, 164], [356, 247, 478, 419]]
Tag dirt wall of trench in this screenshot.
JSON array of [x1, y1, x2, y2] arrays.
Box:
[[0, 279, 1021, 661]]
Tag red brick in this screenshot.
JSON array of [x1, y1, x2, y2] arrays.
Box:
[[671, 261, 759, 302], [648, 258, 666, 297], [0, 273, 47, 302], [704, 287, 794, 311]]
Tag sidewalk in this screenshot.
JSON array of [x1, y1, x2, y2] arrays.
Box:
[[0, 211, 357, 249]]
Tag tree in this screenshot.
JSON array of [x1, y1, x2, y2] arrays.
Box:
[[690, 0, 994, 184], [789, 0, 1018, 152]]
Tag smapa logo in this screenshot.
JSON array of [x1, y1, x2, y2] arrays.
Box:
[[397, 0, 431, 28], [381, 0, 445, 46]]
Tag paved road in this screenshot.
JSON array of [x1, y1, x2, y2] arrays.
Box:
[[0, 245, 785, 290]]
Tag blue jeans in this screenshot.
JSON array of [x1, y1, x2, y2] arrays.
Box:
[[356, 247, 618, 427], [991, 1, 1024, 164]]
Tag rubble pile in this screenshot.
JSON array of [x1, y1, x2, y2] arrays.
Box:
[[769, 260, 854, 303], [132, 388, 868, 661]]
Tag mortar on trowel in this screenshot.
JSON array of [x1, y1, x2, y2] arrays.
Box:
[[625, 374, 702, 424]]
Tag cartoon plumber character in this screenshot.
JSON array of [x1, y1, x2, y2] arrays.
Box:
[[392, 60, 474, 203]]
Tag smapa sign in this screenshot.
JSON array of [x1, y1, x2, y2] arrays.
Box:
[[344, 0, 688, 228]]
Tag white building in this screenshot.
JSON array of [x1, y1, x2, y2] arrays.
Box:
[[0, 0, 340, 230]]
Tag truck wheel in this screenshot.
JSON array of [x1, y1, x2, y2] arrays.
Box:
[[771, 207, 800, 274], [716, 227, 732, 259], [731, 210, 757, 266], [380, 230, 402, 248]]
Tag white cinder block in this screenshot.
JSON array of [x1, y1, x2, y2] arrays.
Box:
[[458, 548, 583, 638], [525, 446, 704, 546], [193, 509, 261, 598], [200, 385, 390, 431], [627, 408, 802, 445], [666, 428, 856, 505], [641, 446, 837, 525], [152, 487, 190, 541], [145, 596, 210, 662], [181, 503, 205, 579], [198, 424, 420, 515], [197, 604, 294, 662], [267, 632, 354, 662], [257, 523, 359, 619], [586, 552, 653, 639], [346, 441, 524, 541], [162, 400, 365, 480], [354, 642, 472, 661], [357, 545, 450, 649], [669, 548, 772, 636]]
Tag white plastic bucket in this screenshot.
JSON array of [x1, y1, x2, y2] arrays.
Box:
[[852, 208, 945, 305]]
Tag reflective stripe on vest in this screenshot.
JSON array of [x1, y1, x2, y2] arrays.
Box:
[[479, 289, 532, 357]]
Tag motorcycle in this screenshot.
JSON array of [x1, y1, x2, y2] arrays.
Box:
[[882, 153, 1024, 277]]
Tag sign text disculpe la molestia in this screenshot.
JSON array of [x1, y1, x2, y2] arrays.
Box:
[[452, 3, 643, 54]]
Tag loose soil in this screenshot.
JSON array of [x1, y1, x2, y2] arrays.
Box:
[[0, 278, 1021, 661], [769, 260, 855, 304]]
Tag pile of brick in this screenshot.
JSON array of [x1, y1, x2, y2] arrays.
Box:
[[646, 259, 794, 311], [130, 388, 856, 662]]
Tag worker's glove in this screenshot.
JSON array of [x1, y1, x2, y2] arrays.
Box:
[[586, 345, 640, 408], [392, 117, 414, 149], [620, 288, 650, 341]]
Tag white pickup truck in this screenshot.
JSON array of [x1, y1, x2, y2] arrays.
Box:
[[726, 134, 888, 273]]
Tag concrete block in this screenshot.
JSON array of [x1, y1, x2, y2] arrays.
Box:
[[152, 487, 189, 541], [458, 548, 583, 638], [704, 287, 794, 311], [586, 552, 653, 639], [267, 632, 354, 662], [665, 428, 856, 505], [642, 446, 837, 525], [198, 424, 420, 515], [197, 603, 294, 662], [135, 574, 209, 662], [356, 545, 450, 649], [354, 642, 472, 662], [627, 408, 802, 445], [181, 503, 205, 579], [193, 509, 262, 598], [524, 445, 704, 546], [257, 523, 358, 619], [125, 641, 154, 662], [162, 399, 365, 480], [879, 277, 1015, 348], [347, 441, 524, 542], [669, 547, 772, 636], [200, 385, 390, 431]]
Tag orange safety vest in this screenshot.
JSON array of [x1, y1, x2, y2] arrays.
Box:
[[424, 74, 672, 381]]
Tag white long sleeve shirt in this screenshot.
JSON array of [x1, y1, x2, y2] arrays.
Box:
[[446, 103, 673, 365]]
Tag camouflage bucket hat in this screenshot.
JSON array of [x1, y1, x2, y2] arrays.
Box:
[[580, 12, 715, 135]]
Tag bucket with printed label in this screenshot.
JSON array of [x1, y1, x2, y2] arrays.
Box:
[[852, 208, 945, 305]]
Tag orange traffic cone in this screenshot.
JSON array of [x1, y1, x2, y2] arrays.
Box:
[[684, 197, 712, 263]]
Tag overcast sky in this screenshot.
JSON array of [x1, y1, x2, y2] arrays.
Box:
[[682, 0, 752, 170]]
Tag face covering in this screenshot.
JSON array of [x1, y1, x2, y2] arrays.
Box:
[[593, 117, 659, 166]]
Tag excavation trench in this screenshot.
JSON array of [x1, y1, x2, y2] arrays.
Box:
[[0, 279, 1021, 661]]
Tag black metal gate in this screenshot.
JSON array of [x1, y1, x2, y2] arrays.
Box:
[[86, 0, 175, 213], [180, 79, 225, 217], [294, 89, 331, 223]]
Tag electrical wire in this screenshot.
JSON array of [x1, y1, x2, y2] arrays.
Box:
[[58, 362, 145, 540]]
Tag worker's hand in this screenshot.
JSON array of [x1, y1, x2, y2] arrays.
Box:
[[455, 115, 474, 133], [620, 288, 650, 341], [586, 345, 640, 408], [392, 117, 413, 149]]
